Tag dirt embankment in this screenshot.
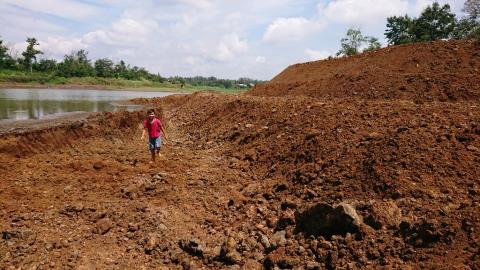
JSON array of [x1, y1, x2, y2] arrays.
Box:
[[1, 40, 480, 269], [249, 39, 480, 102]]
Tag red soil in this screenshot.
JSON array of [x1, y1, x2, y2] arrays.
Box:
[[249, 40, 480, 102]]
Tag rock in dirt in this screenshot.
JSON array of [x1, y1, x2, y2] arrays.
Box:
[[179, 239, 205, 258], [264, 247, 300, 269], [224, 250, 243, 265], [93, 218, 113, 235], [242, 259, 262, 270], [93, 161, 105, 170], [276, 209, 296, 230], [257, 232, 270, 249], [144, 233, 161, 254], [270, 230, 287, 248], [295, 202, 362, 237], [364, 201, 403, 230]]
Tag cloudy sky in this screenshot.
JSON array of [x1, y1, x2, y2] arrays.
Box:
[[0, 0, 465, 80]]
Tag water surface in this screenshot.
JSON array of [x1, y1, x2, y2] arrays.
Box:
[[0, 88, 177, 120]]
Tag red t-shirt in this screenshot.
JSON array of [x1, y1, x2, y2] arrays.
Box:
[[144, 118, 162, 138]]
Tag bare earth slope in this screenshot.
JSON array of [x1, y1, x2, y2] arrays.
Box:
[[249, 40, 480, 102], [1, 40, 480, 269]]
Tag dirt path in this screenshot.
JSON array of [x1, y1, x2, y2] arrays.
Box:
[[0, 108, 252, 269]]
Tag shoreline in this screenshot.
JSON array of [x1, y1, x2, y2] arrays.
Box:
[[0, 82, 187, 92]]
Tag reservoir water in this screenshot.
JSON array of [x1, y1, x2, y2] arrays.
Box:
[[0, 88, 178, 121]]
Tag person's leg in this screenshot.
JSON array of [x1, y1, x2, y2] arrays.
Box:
[[156, 137, 162, 157], [150, 150, 156, 162], [148, 138, 156, 162]]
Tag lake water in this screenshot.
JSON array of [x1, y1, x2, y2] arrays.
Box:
[[0, 88, 178, 121]]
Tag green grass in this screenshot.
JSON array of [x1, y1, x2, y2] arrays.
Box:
[[0, 70, 249, 94]]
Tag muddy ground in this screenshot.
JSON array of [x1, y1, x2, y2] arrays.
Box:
[[1, 40, 480, 269]]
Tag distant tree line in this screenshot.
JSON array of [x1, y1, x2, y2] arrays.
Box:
[[168, 76, 263, 88], [337, 0, 480, 57], [0, 38, 164, 82], [0, 37, 263, 88]]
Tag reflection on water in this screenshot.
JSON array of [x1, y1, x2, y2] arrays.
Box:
[[0, 88, 176, 120]]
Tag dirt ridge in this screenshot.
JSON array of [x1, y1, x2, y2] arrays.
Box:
[[249, 39, 480, 102]]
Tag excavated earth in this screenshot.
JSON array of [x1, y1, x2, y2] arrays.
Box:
[[1, 40, 479, 269]]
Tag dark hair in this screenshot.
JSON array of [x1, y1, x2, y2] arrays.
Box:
[[147, 109, 155, 114]]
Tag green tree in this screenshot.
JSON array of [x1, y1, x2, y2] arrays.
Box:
[[363, 37, 382, 52], [385, 2, 457, 44], [464, 0, 480, 20], [336, 28, 367, 56], [34, 59, 57, 73], [21, 37, 43, 73], [452, 0, 480, 39], [336, 28, 381, 56], [413, 2, 456, 42], [385, 15, 415, 45], [94, 58, 114, 77], [57, 50, 94, 77], [114, 60, 127, 78], [0, 37, 12, 69]]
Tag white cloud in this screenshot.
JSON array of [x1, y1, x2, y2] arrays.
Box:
[[263, 17, 326, 43], [255, 56, 266, 63], [2, 0, 99, 20], [210, 33, 249, 62], [38, 37, 88, 57], [320, 0, 409, 26], [83, 18, 158, 46], [0, 5, 65, 36], [304, 49, 331, 61]]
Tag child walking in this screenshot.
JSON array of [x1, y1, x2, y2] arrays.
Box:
[[141, 109, 167, 163]]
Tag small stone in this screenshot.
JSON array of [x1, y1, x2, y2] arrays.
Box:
[[306, 261, 321, 270], [242, 259, 262, 270], [179, 239, 205, 258], [44, 242, 54, 251], [270, 231, 287, 248], [258, 233, 270, 248], [93, 161, 104, 170], [467, 145, 479, 152], [128, 223, 139, 232], [158, 223, 168, 231], [144, 233, 160, 253], [94, 218, 113, 235], [225, 250, 243, 264], [319, 240, 333, 250]]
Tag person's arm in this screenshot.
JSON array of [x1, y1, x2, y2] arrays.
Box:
[[160, 122, 168, 140]]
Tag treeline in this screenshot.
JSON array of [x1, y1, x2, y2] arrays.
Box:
[[0, 37, 263, 88], [336, 0, 480, 56], [169, 76, 262, 89], [0, 38, 164, 82]]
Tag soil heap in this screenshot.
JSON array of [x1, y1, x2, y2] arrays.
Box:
[[1, 40, 479, 269], [249, 39, 480, 102]]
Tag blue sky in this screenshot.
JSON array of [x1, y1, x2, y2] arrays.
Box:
[[0, 0, 465, 80]]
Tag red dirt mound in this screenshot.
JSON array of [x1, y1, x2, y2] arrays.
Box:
[[249, 40, 480, 101]]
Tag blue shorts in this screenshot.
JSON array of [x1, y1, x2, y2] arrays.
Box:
[[148, 137, 162, 150]]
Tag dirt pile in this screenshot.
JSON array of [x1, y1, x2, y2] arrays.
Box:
[[249, 39, 480, 102], [165, 92, 480, 268]]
